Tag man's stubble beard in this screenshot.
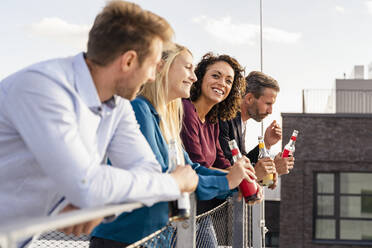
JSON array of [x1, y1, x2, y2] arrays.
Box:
[[114, 78, 140, 101], [246, 101, 266, 122]]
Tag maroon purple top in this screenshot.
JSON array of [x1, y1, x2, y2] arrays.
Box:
[[181, 99, 231, 169]]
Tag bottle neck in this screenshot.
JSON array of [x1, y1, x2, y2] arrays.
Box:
[[284, 139, 296, 153], [258, 141, 265, 149], [258, 142, 270, 158]]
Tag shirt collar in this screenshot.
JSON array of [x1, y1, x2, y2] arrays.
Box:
[[240, 116, 247, 130], [104, 96, 117, 109], [73, 53, 117, 111]]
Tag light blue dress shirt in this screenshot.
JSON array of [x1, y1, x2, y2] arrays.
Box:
[[0, 53, 180, 225]]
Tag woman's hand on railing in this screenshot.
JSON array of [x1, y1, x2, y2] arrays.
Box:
[[170, 165, 199, 193], [57, 204, 103, 236], [226, 156, 257, 189]]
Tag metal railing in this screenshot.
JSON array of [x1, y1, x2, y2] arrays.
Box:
[[302, 89, 372, 114], [0, 193, 262, 248]]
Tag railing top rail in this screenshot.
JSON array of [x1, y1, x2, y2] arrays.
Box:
[[126, 224, 170, 248], [0, 202, 142, 245]]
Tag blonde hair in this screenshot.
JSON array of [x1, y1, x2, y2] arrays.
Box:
[[140, 44, 191, 163]]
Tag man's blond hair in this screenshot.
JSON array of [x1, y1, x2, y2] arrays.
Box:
[[86, 0, 174, 66]]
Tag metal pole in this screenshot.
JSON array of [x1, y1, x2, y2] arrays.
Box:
[[260, 0, 264, 136], [252, 203, 261, 248], [302, 89, 306, 113], [259, 0, 266, 248], [260, 0, 263, 73]]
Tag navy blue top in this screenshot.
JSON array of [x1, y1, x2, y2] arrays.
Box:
[[92, 96, 230, 244]]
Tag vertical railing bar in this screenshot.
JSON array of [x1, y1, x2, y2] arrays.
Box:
[[176, 193, 196, 248], [233, 193, 245, 248]]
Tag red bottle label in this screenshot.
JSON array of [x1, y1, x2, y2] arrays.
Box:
[[239, 178, 258, 202], [282, 149, 290, 158], [231, 148, 239, 157]]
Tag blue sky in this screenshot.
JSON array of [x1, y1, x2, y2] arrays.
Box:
[[1, 0, 372, 152]]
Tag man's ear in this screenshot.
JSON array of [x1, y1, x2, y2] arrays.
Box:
[[120, 50, 138, 72], [244, 92, 254, 104]]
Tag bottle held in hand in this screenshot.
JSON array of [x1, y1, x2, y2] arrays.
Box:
[[282, 130, 299, 158], [168, 139, 190, 221], [258, 136, 274, 187], [228, 139, 259, 202]]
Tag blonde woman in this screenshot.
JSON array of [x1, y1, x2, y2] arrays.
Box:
[[91, 44, 254, 247]]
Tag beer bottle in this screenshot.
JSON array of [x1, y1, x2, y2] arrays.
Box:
[[258, 136, 274, 187], [282, 130, 299, 157], [168, 139, 190, 221]]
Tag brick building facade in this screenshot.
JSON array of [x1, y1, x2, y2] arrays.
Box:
[[280, 113, 372, 248]]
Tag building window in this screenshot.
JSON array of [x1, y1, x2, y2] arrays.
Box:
[[314, 172, 372, 244]]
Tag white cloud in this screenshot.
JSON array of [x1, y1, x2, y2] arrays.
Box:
[[335, 6, 345, 14], [192, 16, 257, 45], [28, 17, 90, 50], [366, 1, 372, 14], [192, 15, 301, 45], [263, 27, 302, 44]]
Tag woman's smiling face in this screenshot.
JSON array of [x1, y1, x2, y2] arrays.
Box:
[[200, 61, 234, 105], [167, 50, 197, 101]]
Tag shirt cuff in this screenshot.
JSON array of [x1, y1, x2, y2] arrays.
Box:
[[163, 174, 182, 197], [217, 175, 230, 195], [102, 214, 117, 223]]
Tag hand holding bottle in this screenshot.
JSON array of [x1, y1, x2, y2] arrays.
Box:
[[226, 156, 257, 189], [170, 165, 198, 193], [258, 136, 274, 186], [243, 185, 263, 205], [254, 157, 276, 181], [274, 152, 295, 175]]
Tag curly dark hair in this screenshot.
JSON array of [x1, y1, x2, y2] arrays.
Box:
[[190, 52, 245, 124]]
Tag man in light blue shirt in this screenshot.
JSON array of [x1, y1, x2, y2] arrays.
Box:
[[0, 0, 198, 239]]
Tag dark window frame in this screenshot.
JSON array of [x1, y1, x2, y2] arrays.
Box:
[[313, 172, 372, 246]]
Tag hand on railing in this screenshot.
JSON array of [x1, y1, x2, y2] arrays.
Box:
[[226, 156, 256, 189], [170, 165, 199, 193], [57, 204, 103, 236]]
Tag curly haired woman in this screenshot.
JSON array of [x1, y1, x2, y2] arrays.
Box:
[[181, 53, 246, 170], [181, 53, 259, 247]]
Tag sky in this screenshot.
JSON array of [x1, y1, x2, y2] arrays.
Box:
[[1, 0, 372, 153]]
